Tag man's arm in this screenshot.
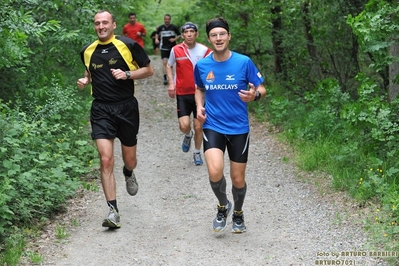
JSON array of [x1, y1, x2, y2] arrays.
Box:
[[171, 29, 181, 43], [125, 63, 154, 80], [254, 83, 267, 101], [238, 83, 267, 102], [155, 27, 161, 44], [141, 25, 146, 37], [111, 63, 154, 81], [195, 87, 206, 123], [166, 49, 176, 97], [172, 35, 181, 42], [166, 63, 175, 98], [77, 70, 90, 89]]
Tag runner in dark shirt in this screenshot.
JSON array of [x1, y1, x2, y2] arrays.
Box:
[[77, 10, 154, 229], [155, 14, 181, 85]]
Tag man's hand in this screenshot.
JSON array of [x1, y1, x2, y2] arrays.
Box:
[[77, 77, 89, 89], [196, 106, 206, 123], [111, 68, 128, 80], [167, 84, 176, 98], [238, 82, 256, 102]]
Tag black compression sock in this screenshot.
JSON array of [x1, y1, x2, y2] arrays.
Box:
[[232, 183, 247, 211], [123, 166, 133, 177], [107, 200, 118, 212], [210, 176, 228, 206]]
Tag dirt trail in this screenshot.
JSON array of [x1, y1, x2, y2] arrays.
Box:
[[31, 56, 390, 266]]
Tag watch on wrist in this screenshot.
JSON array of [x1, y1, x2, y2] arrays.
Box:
[[125, 71, 131, 79], [254, 90, 261, 101]]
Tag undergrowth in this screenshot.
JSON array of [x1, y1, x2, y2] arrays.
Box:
[[264, 76, 399, 264], [0, 78, 97, 265]]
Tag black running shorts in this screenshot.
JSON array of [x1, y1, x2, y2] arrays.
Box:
[[161, 49, 171, 59], [202, 129, 249, 163], [176, 94, 197, 118], [90, 97, 139, 147]]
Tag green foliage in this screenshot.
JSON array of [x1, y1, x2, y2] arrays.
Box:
[[0, 81, 97, 262], [340, 74, 399, 157], [25, 251, 44, 264], [0, 3, 37, 70], [269, 94, 290, 126], [301, 79, 349, 139], [359, 160, 399, 255], [294, 137, 340, 173], [1, 0, 399, 263], [268, 74, 399, 256], [81, 180, 100, 192], [0, 233, 25, 266], [188, 0, 272, 64], [347, 1, 399, 71], [0, 0, 157, 263], [268, 78, 350, 142], [55, 224, 70, 240]]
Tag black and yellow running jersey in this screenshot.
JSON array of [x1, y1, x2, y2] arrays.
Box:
[[80, 35, 151, 102]]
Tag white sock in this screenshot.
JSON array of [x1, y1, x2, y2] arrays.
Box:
[[193, 149, 200, 154]]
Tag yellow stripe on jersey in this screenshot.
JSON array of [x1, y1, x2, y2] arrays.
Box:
[[84, 40, 99, 81], [113, 38, 139, 71]]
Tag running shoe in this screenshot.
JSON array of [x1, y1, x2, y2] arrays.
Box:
[[181, 132, 192, 153], [193, 152, 203, 165], [213, 201, 232, 232], [125, 171, 138, 196], [102, 206, 121, 228], [232, 210, 247, 233]]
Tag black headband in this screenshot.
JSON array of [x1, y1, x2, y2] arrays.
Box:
[[182, 22, 198, 32], [206, 20, 229, 36]]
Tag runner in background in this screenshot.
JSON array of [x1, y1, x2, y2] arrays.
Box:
[[122, 12, 147, 48], [166, 22, 212, 165], [150, 27, 159, 55], [155, 14, 181, 85]]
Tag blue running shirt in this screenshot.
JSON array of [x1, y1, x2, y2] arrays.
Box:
[[194, 52, 264, 134]]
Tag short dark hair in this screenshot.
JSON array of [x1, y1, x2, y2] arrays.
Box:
[[96, 10, 115, 23], [129, 12, 136, 17], [164, 14, 171, 19]]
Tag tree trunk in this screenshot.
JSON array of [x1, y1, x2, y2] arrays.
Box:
[[271, 3, 283, 75], [301, 1, 317, 61], [389, 44, 399, 102]]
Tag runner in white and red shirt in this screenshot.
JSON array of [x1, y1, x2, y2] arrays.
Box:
[[166, 22, 212, 166]]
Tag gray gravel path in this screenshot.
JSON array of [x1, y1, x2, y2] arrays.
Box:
[[37, 56, 391, 266]]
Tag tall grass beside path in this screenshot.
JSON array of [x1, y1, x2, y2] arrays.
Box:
[[265, 77, 399, 264]]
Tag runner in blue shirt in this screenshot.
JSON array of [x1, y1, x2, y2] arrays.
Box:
[[194, 17, 266, 233]]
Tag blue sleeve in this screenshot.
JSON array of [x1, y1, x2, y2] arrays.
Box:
[[246, 59, 264, 87], [194, 65, 203, 88]]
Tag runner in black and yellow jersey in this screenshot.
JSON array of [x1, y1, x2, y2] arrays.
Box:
[[77, 10, 154, 228]]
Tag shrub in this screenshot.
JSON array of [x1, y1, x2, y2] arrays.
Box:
[[0, 80, 96, 251]]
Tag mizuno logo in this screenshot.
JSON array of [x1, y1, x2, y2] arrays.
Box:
[[226, 74, 235, 80]]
